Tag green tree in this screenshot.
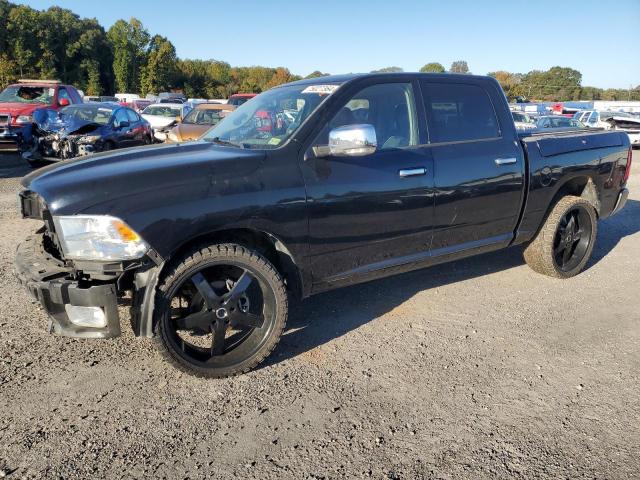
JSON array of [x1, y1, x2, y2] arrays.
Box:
[[371, 66, 403, 73], [140, 35, 177, 95], [488, 70, 522, 100], [305, 70, 330, 78], [513, 66, 582, 101], [419, 62, 445, 73], [107, 18, 149, 93], [449, 60, 469, 74]]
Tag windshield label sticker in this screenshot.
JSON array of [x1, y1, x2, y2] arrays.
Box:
[[268, 137, 282, 145], [302, 85, 339, 95]]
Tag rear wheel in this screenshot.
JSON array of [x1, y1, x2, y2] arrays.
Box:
[[524, 196, 597, 278], [154, 243, 288, 378]]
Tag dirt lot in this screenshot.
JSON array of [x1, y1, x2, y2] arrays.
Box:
[[0, 151, 638, 479]]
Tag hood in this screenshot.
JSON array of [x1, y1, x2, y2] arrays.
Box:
[[21, 141, 266, 216], [142, 114, 179, 128], [33, 109, 103, 136], [0, 102, 50, 116], [172, 123, 212, 141]]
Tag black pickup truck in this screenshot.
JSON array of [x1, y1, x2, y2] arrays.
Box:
[[15, 73, 631, 378]]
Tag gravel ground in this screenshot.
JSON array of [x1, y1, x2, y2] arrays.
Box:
[[0, 151, 638, 479]]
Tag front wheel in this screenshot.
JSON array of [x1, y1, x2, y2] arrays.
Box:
[[154, 243, 288, 378], [524, 196, 597, 278]]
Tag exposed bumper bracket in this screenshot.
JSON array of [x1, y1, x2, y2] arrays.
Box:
[[15, 234, 121, 339]]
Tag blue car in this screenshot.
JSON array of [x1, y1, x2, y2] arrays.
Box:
[[22, 103, 153, 166]]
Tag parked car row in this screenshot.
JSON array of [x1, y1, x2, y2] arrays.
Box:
[[21, 102, 153, 166], [573, 110, 640, 146], [0, 79, 83, 151]]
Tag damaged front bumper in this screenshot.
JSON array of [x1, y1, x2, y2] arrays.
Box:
[[15, 234, 121, 338], [22, 129, 101, 162]]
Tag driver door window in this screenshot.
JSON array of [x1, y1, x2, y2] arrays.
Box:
[[313, 82, 419, 153]]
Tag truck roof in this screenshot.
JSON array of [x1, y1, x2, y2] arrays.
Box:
[[282, 72, 498, 89]]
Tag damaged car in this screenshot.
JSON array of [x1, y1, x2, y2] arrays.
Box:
[[22, 103, 153, 167], [140, 103, 191, 142]]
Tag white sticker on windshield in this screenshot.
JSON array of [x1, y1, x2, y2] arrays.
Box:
[[302, 85, 339, 95]]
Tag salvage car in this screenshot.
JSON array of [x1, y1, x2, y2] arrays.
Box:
[[165, 103, 235, 142], [21, 103, 152, 166], [0, 79, 83, 151], [227, 93, 257, 107], [512, 111, 536, 131], [84, 96, 119, 104], [575, 110, 640, 147], [536, 116, 586, 130], [16, 73, 631, 378], [141, 103, 191, 141]]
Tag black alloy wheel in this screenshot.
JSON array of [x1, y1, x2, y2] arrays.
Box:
[[523, 195, 597, 278], [553, 206, 593, 272], [155, 244, 288, 377]]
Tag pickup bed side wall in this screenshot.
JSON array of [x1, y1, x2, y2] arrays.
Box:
[[514, 131, 630, 245]]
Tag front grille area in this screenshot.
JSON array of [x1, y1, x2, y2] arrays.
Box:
[[0, 114, 9, 126]]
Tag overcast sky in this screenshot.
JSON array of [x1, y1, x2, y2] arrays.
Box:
[[15, 0, 640, 89]]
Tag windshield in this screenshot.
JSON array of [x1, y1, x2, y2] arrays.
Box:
[[0, 85, 55, 104], [59, 105, 114, 125], [143, 105, 181, 117], [183, 108, 229, 125], [601, 111, 633, 119], [202, 84, 339, 149], [228, 96, 253, 107]]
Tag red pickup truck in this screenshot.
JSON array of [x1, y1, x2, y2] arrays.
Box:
[[0, 79, 83, 151]]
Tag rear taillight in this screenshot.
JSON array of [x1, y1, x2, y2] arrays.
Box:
[[623, 147, 632, 184]]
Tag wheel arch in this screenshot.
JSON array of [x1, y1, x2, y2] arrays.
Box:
[[549, 175, 601, 218], [131, 227, 305, 338]]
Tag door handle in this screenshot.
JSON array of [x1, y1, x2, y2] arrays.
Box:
[[494, 157, 517, 166], [399, 167, 427, 177]]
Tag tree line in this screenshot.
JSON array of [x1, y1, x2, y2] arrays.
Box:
[[0, 1, 302, 97], [414, 62, 640, 102], [0, 1, 637, 102]]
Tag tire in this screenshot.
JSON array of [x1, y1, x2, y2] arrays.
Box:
[[523, 195, 597, 278], [154, 243, 288, 378], [102, 141, 114, 152]]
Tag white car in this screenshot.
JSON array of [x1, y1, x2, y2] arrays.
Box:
[[512, 111, 536, 131], [115, 93, 140, 104], [574, 110, 640, 146], [141, 103, 191, 141]]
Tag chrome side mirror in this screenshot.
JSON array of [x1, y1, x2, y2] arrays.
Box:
[[329, 124, 377, 157]]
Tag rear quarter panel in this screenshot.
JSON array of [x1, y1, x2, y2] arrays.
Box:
[[515, 130, 630, 244]]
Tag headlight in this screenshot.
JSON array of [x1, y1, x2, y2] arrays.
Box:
[[77, 135, 102, 144], [52, 215, 149, 261], [15, 115, 32, 124]]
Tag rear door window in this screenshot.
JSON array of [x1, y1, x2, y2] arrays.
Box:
[[114, 109, 129, 126], [420, 82, 500, 143]]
